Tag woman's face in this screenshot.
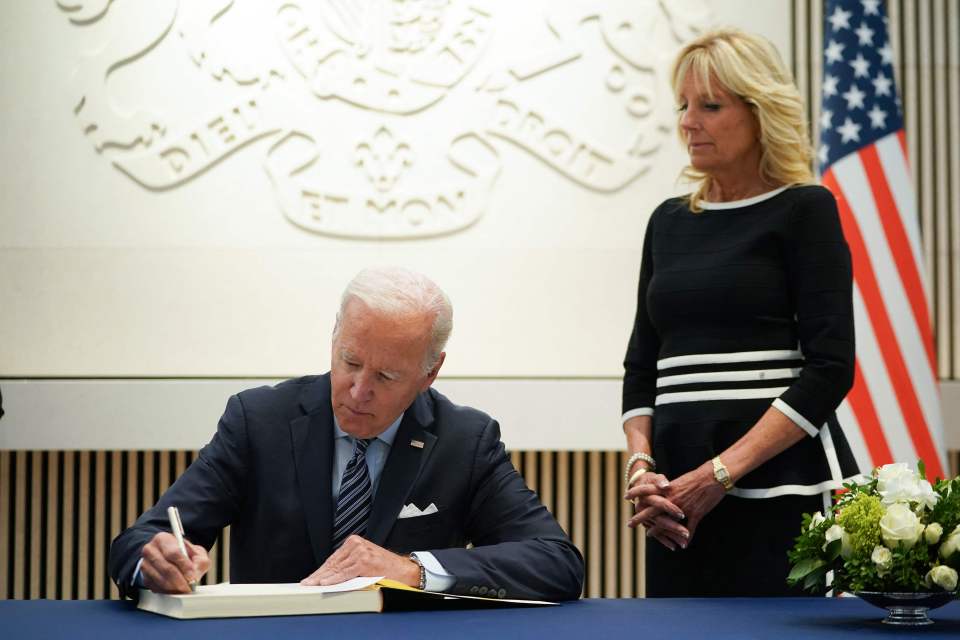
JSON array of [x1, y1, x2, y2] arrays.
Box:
[[677, 72, 761, 180]]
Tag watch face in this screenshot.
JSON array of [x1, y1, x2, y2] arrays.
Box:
[[713, 458, 732, 489]]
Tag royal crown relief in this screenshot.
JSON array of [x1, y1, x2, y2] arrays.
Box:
[[57, 0, 709, 239]]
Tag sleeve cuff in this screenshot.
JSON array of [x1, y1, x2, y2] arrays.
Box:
[[411, 551, 456, 592], [621, 407, 654, 424], [132, 557, 145, 587], [772, 398, 820, 437]]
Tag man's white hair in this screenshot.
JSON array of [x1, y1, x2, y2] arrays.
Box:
[[334, 266, 453, 373]]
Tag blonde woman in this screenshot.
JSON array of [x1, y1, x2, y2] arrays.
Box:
[[622, 28, 858, 596]]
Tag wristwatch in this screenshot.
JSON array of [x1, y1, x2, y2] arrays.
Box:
[[711, 456, 734, 491]]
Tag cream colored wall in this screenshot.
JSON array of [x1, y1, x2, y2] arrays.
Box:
[[0, 0, 790, 380]]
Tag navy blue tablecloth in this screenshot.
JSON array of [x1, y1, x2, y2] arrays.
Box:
[[3, 597, 959, 639]]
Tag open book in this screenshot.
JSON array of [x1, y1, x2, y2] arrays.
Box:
[[137, 577, 556, 619]]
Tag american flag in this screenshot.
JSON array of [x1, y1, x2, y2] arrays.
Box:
[[819, 0, 946, 479]]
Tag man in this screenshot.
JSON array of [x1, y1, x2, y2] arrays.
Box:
[[109, 267, 584, 601]]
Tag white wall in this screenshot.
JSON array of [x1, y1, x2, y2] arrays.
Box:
[[26, 1, 952, 455], [1, 0, 790, 379]]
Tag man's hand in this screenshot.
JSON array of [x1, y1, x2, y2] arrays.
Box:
[[141, 532, 210, 594], [301, 536, 420, 587]]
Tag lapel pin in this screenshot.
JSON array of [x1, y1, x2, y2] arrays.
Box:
[[410, 439, 425, 449]]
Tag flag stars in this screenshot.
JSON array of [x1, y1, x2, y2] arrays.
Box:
[[867, 105, 888, 129], [842, 83, 866, 110], [879, 42, 894, 65], [820, 109, 833, 130], [823, 74, 840, 97], [828, 6, 853, 31], [872, 72, 893, 97], [818, 144, 830, 165], [825, 40, 846, 64], [850, 53, 871, 78], [861, 0, 881, 15], [838, 117, 862, 143], [855, 22, 875, 46]]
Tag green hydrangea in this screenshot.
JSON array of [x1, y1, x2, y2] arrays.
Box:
[[837, 493, 884, 557]]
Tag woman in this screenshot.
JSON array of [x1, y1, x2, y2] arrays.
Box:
[[622, 28, 859, 597]]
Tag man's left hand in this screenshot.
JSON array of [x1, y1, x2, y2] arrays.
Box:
[[300, 535, 420, 587]]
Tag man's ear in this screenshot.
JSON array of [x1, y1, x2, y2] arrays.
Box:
[[421, 352, 445, 391]]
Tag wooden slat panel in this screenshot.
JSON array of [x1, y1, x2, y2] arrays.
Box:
[[13, 451, 26, 599], [1, 451, 10, 598], [618, 451, 633, 597], [46, 451, 59, 599], [61, 452, 74, 600], [222, 526, 231, 582], [523, 451, 538, 494], [603, 451, 617, 597], [572, 451, 585, 597], [539, 451, 554, 518], [110, 451, 122, 599], [93, 451, 106, 599], [125, 452, 138, 533], [947, 0, 960, 375], [175, 450, 187, 477], [141, 451, 154, 514], [556, 452, 569, 535], [587, 451, 601, 598], [30, 451, 42, 599], [207, 533, 219, 585], [921, 1, 948, 378], [158, 451, 171, 494], [76, 451, 90, 600]]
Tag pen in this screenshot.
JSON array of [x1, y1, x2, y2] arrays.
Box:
[[166, 506, 198, 592]]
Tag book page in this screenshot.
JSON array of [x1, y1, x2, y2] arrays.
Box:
[[191, 576, 383, 597]]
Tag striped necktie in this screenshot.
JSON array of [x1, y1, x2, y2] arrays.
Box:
[[332, 438, 373, 549]]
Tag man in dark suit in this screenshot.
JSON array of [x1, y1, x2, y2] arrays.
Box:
[[109, 267, 584, 601]]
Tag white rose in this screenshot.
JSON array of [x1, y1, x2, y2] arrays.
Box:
[[809, 511, 826, 530], [872, 545, 893, 576], [840, 529, 854, 559], [876, 463, 940, 508], [925, 522, 944, 545], [880, 502, 924, 550], [925, 565, 959, 592], [940, 525, 960, 561], [823, 524, 844, 552], [913, 479, 940, 510]]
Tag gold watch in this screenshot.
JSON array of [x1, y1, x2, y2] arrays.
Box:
[[711, 456, 734, 491]]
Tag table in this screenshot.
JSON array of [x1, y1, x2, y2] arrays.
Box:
[[3, 597, 959, 639]]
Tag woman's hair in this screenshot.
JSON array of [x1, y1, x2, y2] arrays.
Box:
[[671, 28, 815, 211]]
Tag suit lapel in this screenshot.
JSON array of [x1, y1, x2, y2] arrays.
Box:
[[290, 376, 335, 566], [366, 391, 437, 546]]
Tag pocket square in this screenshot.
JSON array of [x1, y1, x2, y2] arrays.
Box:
[[398, 502, 439, 519]]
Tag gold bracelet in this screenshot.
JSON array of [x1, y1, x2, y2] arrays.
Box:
[[623, 452, 656, 488], [628, 467, 648, 487]]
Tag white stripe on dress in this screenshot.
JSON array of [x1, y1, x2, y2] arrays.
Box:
[[655, 386, 789, 406], [657, 367, 801, 388], [772, 398, 819, 438], [657, 350, 801, 370]]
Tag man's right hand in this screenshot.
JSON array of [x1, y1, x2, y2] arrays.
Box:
[[140, 532, 210, 593]]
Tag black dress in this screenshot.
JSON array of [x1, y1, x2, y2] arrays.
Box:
[[622, 185, 859, 596]]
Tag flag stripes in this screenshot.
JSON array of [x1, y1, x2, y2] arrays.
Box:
[[824, 166, 944, 479]]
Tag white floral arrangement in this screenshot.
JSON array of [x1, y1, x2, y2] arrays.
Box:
[[788, 462, 960, 594]]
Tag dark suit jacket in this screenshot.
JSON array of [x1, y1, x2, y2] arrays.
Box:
[[108, 375, 584, 601]]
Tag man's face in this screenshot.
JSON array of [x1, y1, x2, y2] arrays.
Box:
[[330, 299, 443, 439]]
